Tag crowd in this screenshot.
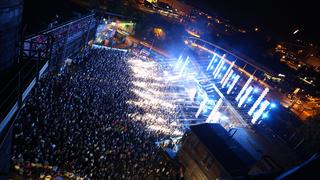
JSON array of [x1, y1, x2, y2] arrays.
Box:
[[12, 48, 182, 179]]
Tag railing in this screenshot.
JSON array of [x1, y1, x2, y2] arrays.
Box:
[[0, 12, 98, 178], [0, 12, 97, 151]]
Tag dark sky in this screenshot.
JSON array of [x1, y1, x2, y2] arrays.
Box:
[[23, 0, 319, 45], [186, 0, 319, 45]]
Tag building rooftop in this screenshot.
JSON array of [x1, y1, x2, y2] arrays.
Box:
[[190, 123, 256, 176]]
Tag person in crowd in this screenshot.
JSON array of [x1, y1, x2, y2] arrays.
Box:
[[12, 48, 181, 179]]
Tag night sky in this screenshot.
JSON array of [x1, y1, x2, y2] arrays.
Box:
[[187, 0, 319, 45], [23, 0, 319, 45]]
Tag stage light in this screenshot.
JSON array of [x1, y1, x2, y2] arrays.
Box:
[[236, 76, 253, 102], [207, 112, 221, 123], [174, 55, 183, 70], [213, 60, 225, 79], [206, 98, 223, 123], [195, 96, 208, 118], [251, 100, 270, 124], [179, 56, 189, 76], [227, 74, 240, 94], [220, 115, 229, 121], [206, 53, 217, 71], [221, 61, 235, 84], [253, 88, 259, 93], [238, 86, 253, 108], [222, 66, 227, 71], [212, 57, 222, 76], [270, 103, 277, 109], [247, 96, 253, 102], [262, 112, 268, 119], [222, 70, 233, 88], [248, 87, 269, 116]]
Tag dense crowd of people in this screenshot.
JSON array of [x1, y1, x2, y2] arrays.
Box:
[[12, 48, 182, 179]]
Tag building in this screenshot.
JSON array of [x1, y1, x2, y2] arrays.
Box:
[[177, 123, 256, 179], [305, 56, 320, 72], [177, 123, 304, 179]]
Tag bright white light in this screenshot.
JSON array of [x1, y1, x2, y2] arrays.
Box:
[[262, 112, 268, 119], [222, 66, 226, 71], [251, 100, 270, 124], [222, 70, 233, 88], [248, 87, 269, 116], [187, 88, 197, 100], [220, 115, 229, 121], [195, 96, 209, 118], [221, 61, 235, 84], [213, 60, 225, 79], [238, 86, 253, 108], [206, 54, 217, 71], [174, 55, 183, 70], [227, 75, 240, 94], [206, 98, 223, 123], [127, 57, 183, 136], [236, 76, 253, 102], [207, 112, 221, 123], [179, 56, 189, 76], [293, 29, 299, 35], [212, 57, 222, 76]]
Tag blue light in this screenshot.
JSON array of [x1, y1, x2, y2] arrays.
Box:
[[270, 103, 277, 109], [262, 112, 268, 119], [247, 96, 253, 102], [231, 74, 236, 79], [253, 88, 259, 93], [222, 66, 227, 71]]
